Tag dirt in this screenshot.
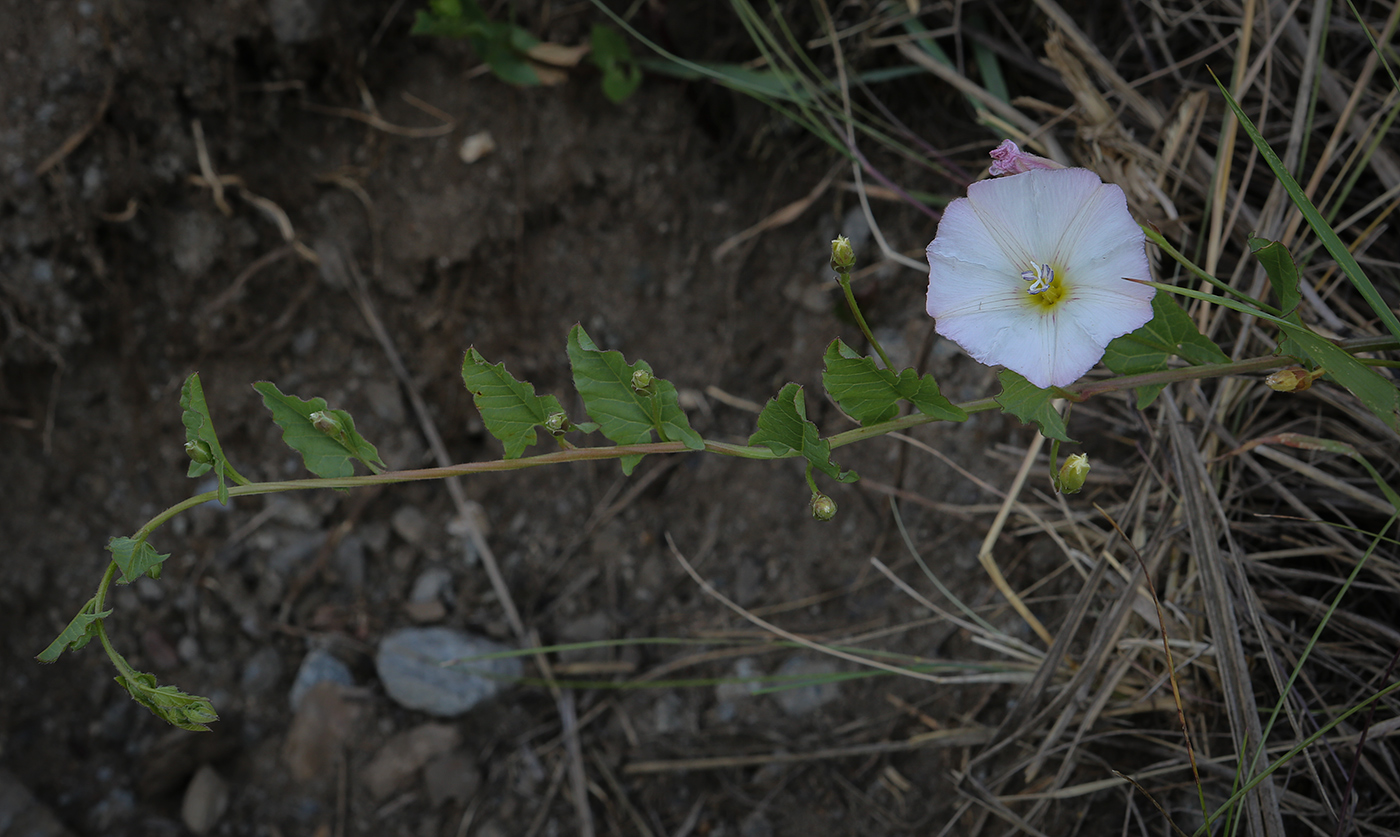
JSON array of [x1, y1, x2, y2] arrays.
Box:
[[0, 2, 1076, 835]]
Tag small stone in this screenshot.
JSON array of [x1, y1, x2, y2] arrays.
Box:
[[391, 506, 431, 546], [771, 656, 840, 716], [403, 600, 447, 623], [180, 765, 229, 835], [335, 535, 366, 589], [267, 0, 325, 43], [361, 723, 461, 800], [0, 767, 77, 837], [458, 131, 496, 164], [282, 682, 363, 783], [409, 567, 453, 604], [423, 752, 479, 807], [364, 380, 406, 424], [375, 627, 521, 717], [739, 811, 774, 837], [241, 646, 283, 698], [288, 648, 354, 711]]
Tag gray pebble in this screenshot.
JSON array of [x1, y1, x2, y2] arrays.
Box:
[[289, 648, 354, 711], [375, 627, 520, 717]]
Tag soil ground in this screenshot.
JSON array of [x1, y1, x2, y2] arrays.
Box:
[[0, 3, 1090, 835]]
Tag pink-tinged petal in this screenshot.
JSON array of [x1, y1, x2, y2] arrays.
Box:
[[987, 140, 1064, 176]]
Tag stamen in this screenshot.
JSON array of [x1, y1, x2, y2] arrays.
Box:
[[1021, 263, 1054, 294]]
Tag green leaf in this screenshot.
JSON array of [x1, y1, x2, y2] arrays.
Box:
[[1102, 293, 1230, 409], [36, 596, 112, 663], [748, 383, 857, 483], [180, 373, 241, 505], [566, 325, 703, 475], [117, 670, 219, 732], [1277, 328, 1400, 434], [994, 371, 1075, 443], [821, 339, 967, 425], [108, 536, 170, 585], [1249, 237, 1302, 315], [252, 382, 387, 478], [462, 348, 572, 458], [1142, 279, 1400, 434], [591, 24, 642, 102], [1212, 70, 1400, 346]]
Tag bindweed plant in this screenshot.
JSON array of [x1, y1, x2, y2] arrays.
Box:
[[40, 110, 1400, 739]]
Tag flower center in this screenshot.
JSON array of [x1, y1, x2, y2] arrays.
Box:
[[1021, 263, 1066, 307]]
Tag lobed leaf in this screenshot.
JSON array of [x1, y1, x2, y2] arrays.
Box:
[[108, 536, 171, 585], [180, 372, 238, 504], [994, 371, 1075, 443], [117, 670, 219, 732], [1102, 293, 1230, 409], [462, 348, 569, 458], [253, 382, 386, 478], [566, 325, 703, 475], [821, 339, 966, 426], [748, 383, 856, 483], [36, 596, 112, 663]]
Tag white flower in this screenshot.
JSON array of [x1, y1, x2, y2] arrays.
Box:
[[925, 165, 1155, 389]]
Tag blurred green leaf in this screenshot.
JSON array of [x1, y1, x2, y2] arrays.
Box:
[[821, 339, 966, 425], [108, 536, 170, 585], [36, 596, 112, 663], [994, 371, 1074, 443], [253, 382, 386, 478], [749, 383, 856, 483], [412, 0, 542, 86], [591, 24, 641, 102], [566, 325, 703, 475], [1103, 293, 1230, 409]]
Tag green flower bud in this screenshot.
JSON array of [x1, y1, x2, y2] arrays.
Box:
[[830, 235, 856, 272], [630, 368, 655, 395], [184, 439, 214, 466], [1265, 366, 1323, 393], [309, 410, 344, 437], [544, 411, 570, 436], [1057, 453, 1090, 494], [810, 492, 837, 522]]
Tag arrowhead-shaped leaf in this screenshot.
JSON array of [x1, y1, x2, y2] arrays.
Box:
[[36, 596, 112, 663], [253, 382, 386, 478], [462, 348, 572, 458], [748, 383, 856, 483], [108, 536, 170, 585], [822, 339, 967, 425], [1102, 293, 1230, 409], [994, 371, 1075, 443], [566, 325, 704, 475], [180, 373, 240, 504]]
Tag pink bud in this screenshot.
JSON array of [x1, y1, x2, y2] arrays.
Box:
[[988, 140, 1065, 177]]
